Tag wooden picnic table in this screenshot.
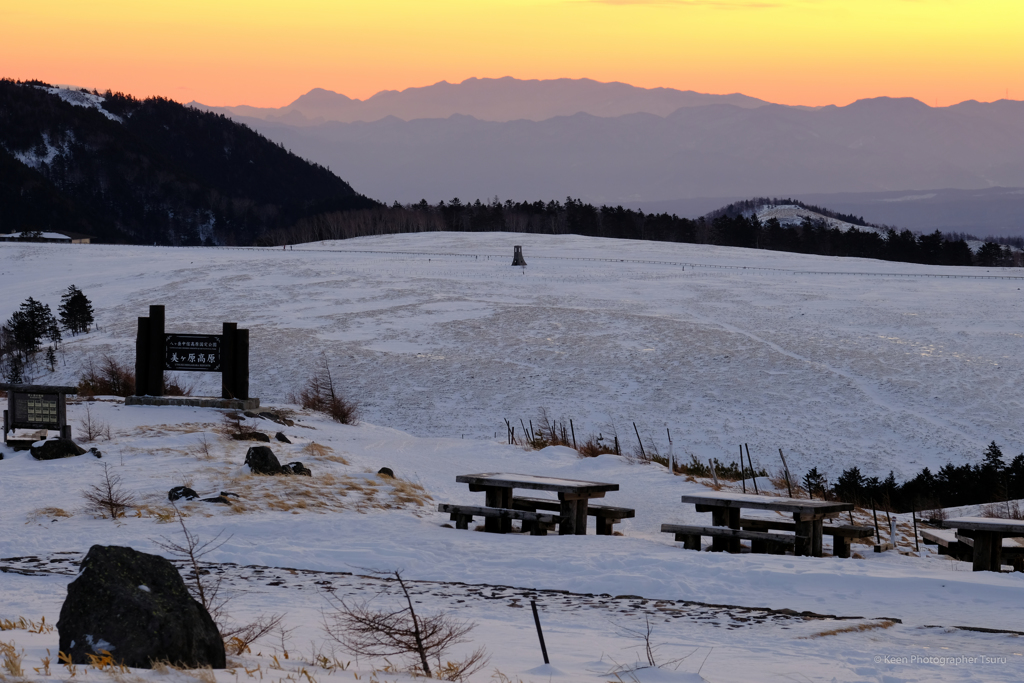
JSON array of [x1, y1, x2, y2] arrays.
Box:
[[940, 517, 1024, 572], [455, 472, 619, 535], [679, 491, 854, 556]]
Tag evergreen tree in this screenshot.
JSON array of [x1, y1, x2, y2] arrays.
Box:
[[46, 345, 56, 371], [803, 467, 825, 499], [59, 285, 95, 335], [7, 297, 56, 356]]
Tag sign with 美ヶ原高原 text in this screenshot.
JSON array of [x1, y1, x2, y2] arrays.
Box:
[[164, 334, 221, 372]]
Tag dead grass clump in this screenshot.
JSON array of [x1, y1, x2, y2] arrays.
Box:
[[303, 442, 349, 465], [0, 617, 52, 634], [29, 507, 71, 521], [0, 640, 25, 678], [803, 620, 897, 639], [219, 471, 431, 516]]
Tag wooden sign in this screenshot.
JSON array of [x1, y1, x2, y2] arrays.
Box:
[[165, 334, 222, 372], [134, 305, 249, 400], [1, 383, 76, 444]]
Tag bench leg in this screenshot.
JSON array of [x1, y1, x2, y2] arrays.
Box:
[[451, 513, 472, 530], [676, 533, 700, 550], [530, 524, 549, 536], [811, 519, 823, 557], [834, 536, 852, 559], [484, 487, 512, 533], [751, 539, 767, 554], [711, 509, 737, 552], [596, 517, 615, 536], [794, 516, 811, 556]]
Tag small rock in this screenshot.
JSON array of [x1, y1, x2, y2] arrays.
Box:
[[201, 496, 232, 504], [57, 545, 225, 668], [31, 438, 86, 461], [89, 447, 102, 458], [219, 491, 239, 498], [243, 411, 259, 418], [284, 461, 312, 476], [275, 432, 292, 444], [244, 446, 282, 474], [377, 467, 395, 478], [168, 486, 199, 502]]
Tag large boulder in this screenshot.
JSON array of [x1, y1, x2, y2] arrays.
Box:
[[244, 446, 282, 474], [31, 438, 86, 460], [57, 545, 225, 669]]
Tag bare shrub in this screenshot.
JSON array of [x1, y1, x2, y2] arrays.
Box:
[[82, 463, 136, 519], [154, 507, 283, 653], [323, 570, 487, 680], [78, 356, 135, 397], [983, 500, 1024, 520], [79, 403, 112, 442], [164, 374, 195, 397], [289, 356, 357, 424]]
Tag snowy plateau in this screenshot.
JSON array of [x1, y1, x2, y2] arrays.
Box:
[[1, 232, 1024, 683]]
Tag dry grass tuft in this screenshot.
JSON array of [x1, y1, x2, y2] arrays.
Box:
[[804, 620, 896, 639], [220, 471, 431, 516], [302, 442, 349, 465], [28, 507, 72, 522], [0, 640, 24, 679], [0, 617, 52, 634]]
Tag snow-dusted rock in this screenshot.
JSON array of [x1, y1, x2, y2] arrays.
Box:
[[30, 438, 85, 461], [244, 445, 283, 474], [57, 545, 225, 668]]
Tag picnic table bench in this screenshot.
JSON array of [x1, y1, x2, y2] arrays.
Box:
[[672, 491, 854, 557], [661, 523, 802, 551], [939, 518, 1024, 571], [437, 503, 558, 535], [512, 495, 635, 535], [453, 472, 620, 535]]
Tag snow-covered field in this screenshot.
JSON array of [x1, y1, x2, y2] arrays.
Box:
[[2, 233, 1024, 682]]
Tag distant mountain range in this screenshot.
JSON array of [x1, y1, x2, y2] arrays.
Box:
[[211, 85, 1024, 226], [0, 80, 376, 244], [193, 77, 769, 124]]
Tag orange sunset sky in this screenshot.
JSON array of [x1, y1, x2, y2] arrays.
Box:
[[3, 0, 1021, 108]]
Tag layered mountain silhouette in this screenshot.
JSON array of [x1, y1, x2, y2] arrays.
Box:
[[218, 93, 1024, 216], [0, 80, 376, 244], [194, 77, 769, 124]]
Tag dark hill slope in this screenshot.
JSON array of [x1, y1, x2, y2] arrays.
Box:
[[0, 80, 377, 244]]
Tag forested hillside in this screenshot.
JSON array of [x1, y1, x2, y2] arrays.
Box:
[[275, 196, 1017, 267], [0, 80, 377, 244]]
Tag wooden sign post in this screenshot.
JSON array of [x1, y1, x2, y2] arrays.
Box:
[[2, 383, 76, 448], [129, 305, 255, 409]]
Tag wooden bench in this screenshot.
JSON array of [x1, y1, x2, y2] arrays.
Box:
[[512, 496, 635, 535], [437, 503, 558, 535], [921, 528, 965, 558], [661, 523, 804, 553], [739, 518, 875, 558]]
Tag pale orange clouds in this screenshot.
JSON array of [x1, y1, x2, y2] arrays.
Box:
[[2, 1, 1020, 107]]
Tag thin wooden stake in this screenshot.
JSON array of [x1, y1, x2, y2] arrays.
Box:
[[745, 444, 758, 495], [709, 459, 719, 487], [531, 600, 550, 665], [872, 500, 881, 545], [778, 448, 793, 498], [633, 422, 646, 460], [739, 445, 746, 493], [912, 507, 920, 552], [570, 419, 577, 450], [520, 419, 529, 444]]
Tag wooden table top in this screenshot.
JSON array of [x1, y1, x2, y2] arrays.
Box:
[[456, 472, 619, 494], [680, 491, 853, 515], [941, 517, 1024, 535]]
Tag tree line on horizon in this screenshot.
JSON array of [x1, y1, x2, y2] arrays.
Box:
[[265, 197, 1021, 267]]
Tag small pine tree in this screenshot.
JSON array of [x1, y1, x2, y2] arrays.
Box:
[[982, 441, 1005, 471], [59, 285, 95, 335], [803, 467, 825, 499], [46, 346, 57, 371]]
